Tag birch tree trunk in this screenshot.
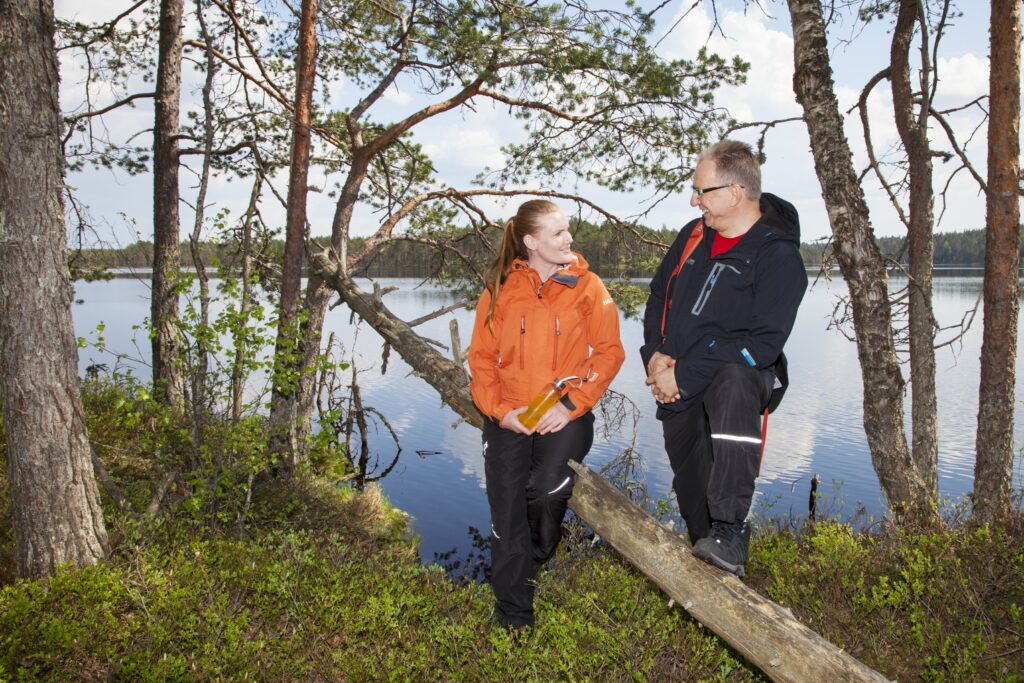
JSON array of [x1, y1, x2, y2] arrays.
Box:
[[269, 0, 319, 473], [0, 0, 108, 578], [974, 0, 1021, 521], [787, 0, 934, 523], [890, 0, 938, 499], [151, 0, 185, 405], [187, 0, 217, 451]]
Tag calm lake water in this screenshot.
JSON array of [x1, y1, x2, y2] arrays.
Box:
[[72, 272, 1024, 564]]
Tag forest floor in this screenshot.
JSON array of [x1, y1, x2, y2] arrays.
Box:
[[1, 380, 1023, 681]]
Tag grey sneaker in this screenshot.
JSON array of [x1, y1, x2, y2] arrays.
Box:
[[692, 521, 750, 578]]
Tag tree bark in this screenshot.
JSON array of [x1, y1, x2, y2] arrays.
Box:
[[890, 0, 938, 499], [974, 0, 1021, 521], [151, 0, 185, 404], [308, 247, 482, 429], [269, 0, 319, 473], [231, 173, 262, 423], [289, 157, 370, 464], [0, 0, 108, 578], [188, 0, 216, 455], [566, 461, 891, 682], [787, 0, 934, 523]]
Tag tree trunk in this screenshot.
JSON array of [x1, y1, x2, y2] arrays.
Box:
[[188, 0, 216, 455], [566, 462, 891, 682], [269, 0, 318, 473], [308, 248, 482, 428], [289, 158, 370, 464], [890, 0, 938, 499], [787, 0, 934, 523], [151, 0, 185, 405], [974, 0, 1021, 521], [290, 281, 330, 456], [231, 173, 262, 423], [0, 0, 108, 578]]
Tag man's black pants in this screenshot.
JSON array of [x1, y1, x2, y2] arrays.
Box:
[[661, 364, 774, 544], [483, 412, 595, 628]]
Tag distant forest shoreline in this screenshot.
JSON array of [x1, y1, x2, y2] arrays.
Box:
[[70, 226, 1020, 280]]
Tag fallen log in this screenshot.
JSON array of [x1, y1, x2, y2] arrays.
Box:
[[306, 257, 889, 680], [567, 460, 891, 683]]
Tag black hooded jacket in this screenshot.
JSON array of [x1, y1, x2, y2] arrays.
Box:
[[640, 193, 808, 413]]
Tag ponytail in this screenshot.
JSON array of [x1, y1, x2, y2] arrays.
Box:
[[484, 218, 520, 330], [483, 199, 561, 330]]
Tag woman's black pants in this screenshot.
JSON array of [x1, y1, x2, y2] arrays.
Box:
[[482, 412, 595, 628]]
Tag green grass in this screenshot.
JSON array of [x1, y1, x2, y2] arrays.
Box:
[[0, 478, 756, 682], [1, 382, 1023, 681]]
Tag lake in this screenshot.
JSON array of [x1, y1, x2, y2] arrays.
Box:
[[72, 272, 1024, 565]]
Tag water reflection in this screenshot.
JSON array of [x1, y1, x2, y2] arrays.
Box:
[[72, 272, 1024, 565]]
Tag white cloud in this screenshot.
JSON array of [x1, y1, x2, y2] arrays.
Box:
[[383, 86, 413, 106], [937, 53, 989, 100], [55, 0, 133, 24], [657, 5, 799, 121], [421, 127, 506, 170]]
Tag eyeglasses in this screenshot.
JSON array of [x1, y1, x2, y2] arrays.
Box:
[[691, 182, 742, 198]]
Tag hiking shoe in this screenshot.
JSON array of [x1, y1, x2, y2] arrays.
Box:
[[692, 521, 751, 578]]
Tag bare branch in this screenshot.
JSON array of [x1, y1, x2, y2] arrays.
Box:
[[363, 77, 486, 157], [63, 91, 156, 147], [179, 138, 254, 157], [855, 66, 910, 230], [57, 0, 150, 51], [346, 187, 668, 273], [724, 116, 804, 161], [937, 95, 988, 116], [929, 106, 987, 193], [407, 300, 470, 327], [934, 288, 981, 351]]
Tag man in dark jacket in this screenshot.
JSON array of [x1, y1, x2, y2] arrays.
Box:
[[641, 140, 807, 578]]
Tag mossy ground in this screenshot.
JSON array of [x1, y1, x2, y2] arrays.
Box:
[[1, 383, 1022, 681]]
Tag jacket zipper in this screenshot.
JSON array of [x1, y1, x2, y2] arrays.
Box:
[[519, 315, 525, 370], [691, 262, 741, 316], [552, 315, 560, 371]]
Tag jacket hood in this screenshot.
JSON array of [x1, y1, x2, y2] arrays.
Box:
[[510, 251, 591, 287], [759, 192, 800, 242], [725, 192, 801, 259]]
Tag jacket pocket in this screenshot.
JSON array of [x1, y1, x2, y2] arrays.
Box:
[[690, 262, 742, 316]]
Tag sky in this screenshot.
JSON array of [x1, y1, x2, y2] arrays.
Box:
[[55, 0, 1000, 247]]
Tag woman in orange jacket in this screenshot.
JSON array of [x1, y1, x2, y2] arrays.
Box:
[[468, 199, 625, 630]]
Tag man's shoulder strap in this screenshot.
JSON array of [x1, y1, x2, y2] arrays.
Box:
[[671, 219, 704, 279], [659, 219, 705, 337]]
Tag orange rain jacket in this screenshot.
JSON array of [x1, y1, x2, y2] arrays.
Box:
[[468, 253, 625, 423]]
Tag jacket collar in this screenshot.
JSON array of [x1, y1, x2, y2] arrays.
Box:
[[511, 252, 589, 288]]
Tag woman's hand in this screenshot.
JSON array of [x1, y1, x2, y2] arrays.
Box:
[[500, 407, 533, 434], [534, 402, 571, 435]]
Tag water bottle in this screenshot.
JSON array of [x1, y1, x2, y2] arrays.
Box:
[[519, 375, 578, 430]]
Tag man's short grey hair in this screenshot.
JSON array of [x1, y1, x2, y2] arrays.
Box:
[[698, 139, 762, 201]]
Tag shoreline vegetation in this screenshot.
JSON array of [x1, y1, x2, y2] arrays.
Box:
[[2, 379, 1023, 680], [69, 225, 1021, 281]]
